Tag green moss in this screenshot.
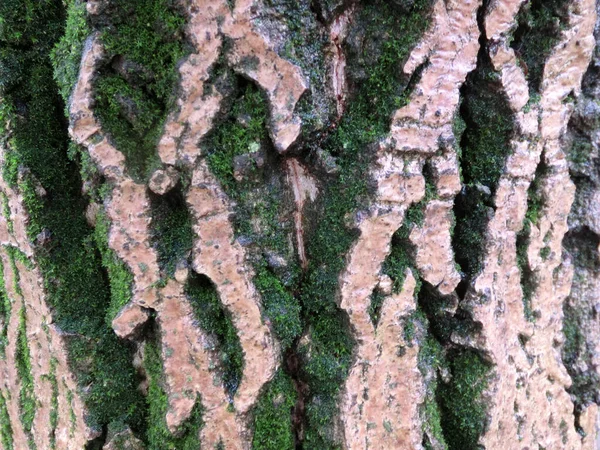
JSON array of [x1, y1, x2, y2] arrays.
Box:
[[378, 171, 437, 300], [94, 75, 164, 181], [0, 391, 13, 450], [204, 79, 302, 351], [368, 291, 386, 326], [1, 192, 12, 235], [419, 335, 447, 450], [511, 0, 570, 94], [149, 187, 194, 278], [568, 138, 594, 167], [452, 98, 466, 160], [452, 55, 514, 282], [0, 257, 10, 357], [50, 0, 90, 106], [519, 268, 536, 322], [93, 211, 134, 325], [206, 83, 269, 189], [69, 334, 145, 432], [299, 2, 433, 446], [516, 161, 546, 322], [66, 389, 76, 431], [438, 350, 491, 450], [45, 358, 59, 449], [406, 284, 485, 450], [15, 307, 36, 445], [452, 188, 491, 282], [254, 265, 302, 350], [94, 0, 187, 182], [252, 370, 297, 450], [1, 0, 146, 434], [540, 246, 550, 260], [460, 66, 514, 192], [524, 164, 544, 227], [559, 418, 568, 444], [380, 177, 435, 297], [185, 272, 243, 396], [145, 339, 203, 450]]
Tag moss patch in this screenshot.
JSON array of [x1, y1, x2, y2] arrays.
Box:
[[438, 349, 491, 450], [206, 82, 269, 189], [1, 192, 13, 235], [144, 338, 203, 450], [416, 272, 489, 448], [367, 291, 386, 326], [453, 52, 514, 282], [41, 357, 59, 449], [0, 391, 13, 450], [93, 211, 134, 326], [185, 272, 243, 397], [516, 160, 546, 322], [299, 1, 433, 446], [94, 0, 187, 182], [459, 64, 514, 193], [452, 188, 492, 283], [204, 79, 302, 351], [1, 0, 146, 434], [149, 186, 194, 278], [50, 0, 90, 106], [49, 359, 59, 449], [380, 170, 436, 298], [15, 307, 35, 446], [511, 0, 570, 94], [0, 257, 10, 357], [417, 327, 447, 450], [252, 370, 297, 450]]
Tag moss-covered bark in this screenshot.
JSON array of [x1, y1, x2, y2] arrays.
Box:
[[0, 0, 598, 448]]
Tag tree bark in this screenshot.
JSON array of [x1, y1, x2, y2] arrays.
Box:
[[0, 0, 599, 448]]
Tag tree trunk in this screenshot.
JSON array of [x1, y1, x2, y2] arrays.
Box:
[[0, 0, 598, 448]]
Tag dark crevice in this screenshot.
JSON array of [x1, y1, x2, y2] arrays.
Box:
[[414, 284, 447, 450], [452, 1, 515, 290], [423, 3, 499, 449], [510, 0, 571, 94], [185, 272, 244, 399], [368, 289, 386, 327], [516, 156, 548, 322], [284, 347, 308, 449], [84, 426, 107, 450], [203, 64, 303, 446], [0, 0, 147, 438], [561, 35, 600, 435], [148, 182, 194, 279], [452, 186, 493, 289], [417, 283, 491, 450], [404, 275, 491, 450], [204, 73, 304, 353], [562, 227, 600, 428]]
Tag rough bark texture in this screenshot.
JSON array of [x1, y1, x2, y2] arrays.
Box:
[[0, 0, 599, 449]]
